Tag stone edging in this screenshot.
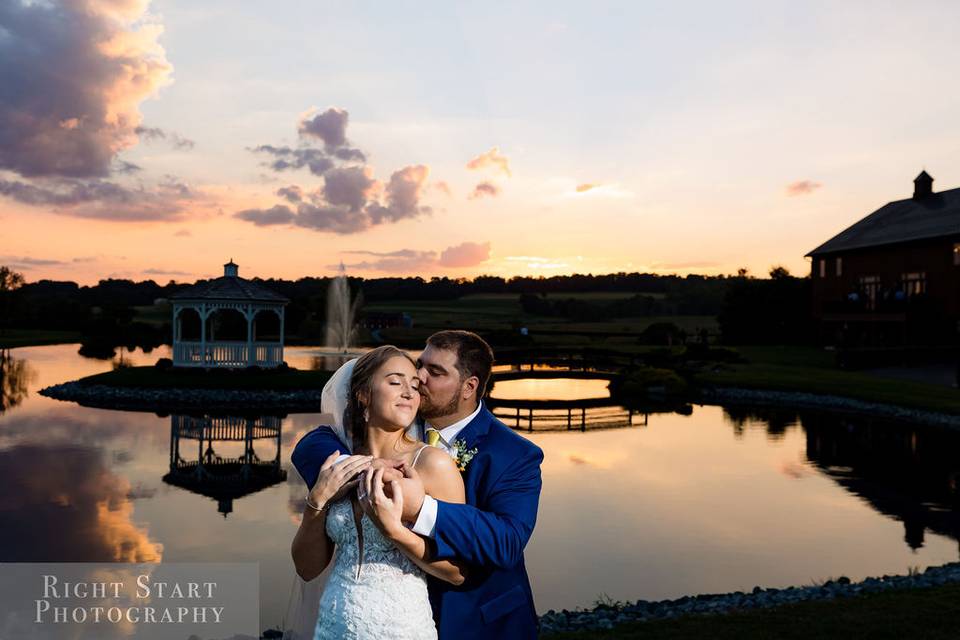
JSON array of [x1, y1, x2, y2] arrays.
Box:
[[539, 561, 960, 635], [38, 382, 323, 413]]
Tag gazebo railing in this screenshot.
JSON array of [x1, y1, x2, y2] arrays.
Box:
[[174, 341, 283, 368]]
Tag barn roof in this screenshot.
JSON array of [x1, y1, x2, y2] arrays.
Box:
[[806, 182, 960, 257]]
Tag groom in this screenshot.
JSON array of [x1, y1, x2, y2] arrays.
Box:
[[292, 330, 543, 639]]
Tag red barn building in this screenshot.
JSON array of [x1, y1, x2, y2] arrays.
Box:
[[806, 171, 960, 348]]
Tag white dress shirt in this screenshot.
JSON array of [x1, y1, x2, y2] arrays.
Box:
[[410, 401, 484, 537]]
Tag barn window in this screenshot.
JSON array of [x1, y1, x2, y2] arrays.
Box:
[[954, 243, 960, 266], [902, 272, 926, 297], [835, 257, 842, 277], [859, 275, 880, 311], [819, 260, 826, 278]]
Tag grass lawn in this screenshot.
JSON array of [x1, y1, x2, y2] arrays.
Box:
[[76, 365, 333, 390], [0, 329, 82, 349], [541, 292, 667, 301], [534, 316, 718, 335], [367, 294, 719, 347], [546, 582, 960, 639], [696, 345, 960, 415]]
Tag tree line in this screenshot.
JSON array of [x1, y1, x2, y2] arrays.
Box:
[[0, 266, 814, 347]]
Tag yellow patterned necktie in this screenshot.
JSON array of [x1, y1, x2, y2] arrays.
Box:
[[426, 429, 441, 447]]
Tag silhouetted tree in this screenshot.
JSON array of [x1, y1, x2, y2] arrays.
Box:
[[0, 350, 32, 413], [0, 266, 25, 336], [718, 268, 812, 344], [769, 265, 791, 280]]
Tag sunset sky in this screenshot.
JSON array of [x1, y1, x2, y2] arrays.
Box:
[[2, 0, 959, 285]]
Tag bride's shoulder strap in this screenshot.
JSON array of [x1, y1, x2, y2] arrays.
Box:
[[411, 444, 430, 468]]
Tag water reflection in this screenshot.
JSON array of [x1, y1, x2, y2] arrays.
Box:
[[490, 396, 648, 431], [489, 377, 691, 431], [0, 348, 34, 414], [164, 414, 287, 517], [490, 377, 613, 401], [801, 412, 960, 551], [3, 343, 960, 620], [717, 407, 960, 547], [722, 406, 802, 441], [0, 444, 163, 562]]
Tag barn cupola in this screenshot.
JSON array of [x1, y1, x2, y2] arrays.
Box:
[[913, 170, 934, 200]]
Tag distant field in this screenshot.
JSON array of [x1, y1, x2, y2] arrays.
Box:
[[0, 329, 82, 349], [365, 292, 720, 349], [368, 294, 520, 313], [365, 295, 529, 329], [133, 304, 171, 327], [542, 292, 667, 301], [536, 316, 719, 334], [131, 296, 717, 348]]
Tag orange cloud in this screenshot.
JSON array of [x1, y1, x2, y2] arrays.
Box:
[[466, 147, 512, 177], [576, 183, 598, 193], [0, 444, 162, 562]]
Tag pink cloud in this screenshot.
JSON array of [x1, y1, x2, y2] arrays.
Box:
[[337, 241, 492, 272], [438, 241, 491, 268], [431, 181, 452, 197], [469, 181, 500, 200], [785, 180, 822, 196], [0, 0, 173, 179]]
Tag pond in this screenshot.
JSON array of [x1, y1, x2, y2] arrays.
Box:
[[1, 344, 958, 631]]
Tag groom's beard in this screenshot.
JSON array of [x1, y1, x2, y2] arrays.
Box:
[[418, 390, 459, 421]]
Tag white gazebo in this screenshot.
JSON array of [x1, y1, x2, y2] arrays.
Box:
[[170, 260, 289, 368]]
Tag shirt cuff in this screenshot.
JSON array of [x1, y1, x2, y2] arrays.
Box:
[[410, 495, 438, 538]]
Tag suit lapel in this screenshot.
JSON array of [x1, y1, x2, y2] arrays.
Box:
[[453, 404, 493, 451]]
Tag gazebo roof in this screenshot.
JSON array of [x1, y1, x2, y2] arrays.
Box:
[[170, 260, 289, 304]]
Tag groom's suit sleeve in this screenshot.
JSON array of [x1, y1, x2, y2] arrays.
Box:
[[432, 445, 543, 570], [291, 426, 350, 489]]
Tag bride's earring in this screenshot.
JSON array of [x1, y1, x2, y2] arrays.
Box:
[[363, 407, 369, 423]]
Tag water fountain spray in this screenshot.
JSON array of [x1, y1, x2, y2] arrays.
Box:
[[325, 263, 362, 353]]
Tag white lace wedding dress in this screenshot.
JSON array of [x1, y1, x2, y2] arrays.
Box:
[[313, 497, 438, 640]]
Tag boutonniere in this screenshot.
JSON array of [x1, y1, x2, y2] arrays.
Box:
[[450, 439, 478, 472]]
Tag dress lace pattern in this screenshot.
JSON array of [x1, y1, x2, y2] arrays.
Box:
[[313, 498, 437, 640]]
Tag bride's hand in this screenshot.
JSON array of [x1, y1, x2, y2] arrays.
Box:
[[309, 452, 372, 509], [359, 467, 404, 537], [369, 457, 405, 484]]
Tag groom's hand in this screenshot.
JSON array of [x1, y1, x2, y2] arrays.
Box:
[[397, 463, 425, 525], [370, 457, 405, 484]]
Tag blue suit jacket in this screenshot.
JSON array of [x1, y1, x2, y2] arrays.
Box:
[[291, 406, 544, 640]]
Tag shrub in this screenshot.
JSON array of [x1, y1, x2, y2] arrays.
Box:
[[614, 366, 688, 396]]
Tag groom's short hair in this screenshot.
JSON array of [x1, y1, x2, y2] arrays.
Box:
[[426, 330, 494, 397]]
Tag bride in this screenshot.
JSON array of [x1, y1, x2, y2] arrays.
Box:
[[291, 345, 466, 639]]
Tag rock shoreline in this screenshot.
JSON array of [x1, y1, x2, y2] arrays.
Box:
[[38, 381, 324, 413], [538, 561, 960, 635], [698, 386, 960, 430]]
